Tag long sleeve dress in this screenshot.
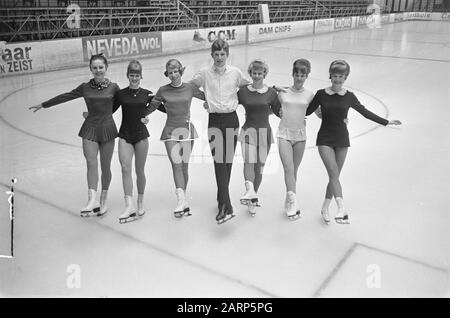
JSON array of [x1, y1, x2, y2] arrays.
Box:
[[305, 88, 389, 147], [146, 82, 205, 141], [237, 85, 280, 151], [113, 87, 161, 145], [42, 79, 120, 142]]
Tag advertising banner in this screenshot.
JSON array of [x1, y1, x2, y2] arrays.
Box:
[[248, 20, 313, 43], [314, 18, 335, 33], [82, 32, 162, 61], [162, 26, 247, 54]]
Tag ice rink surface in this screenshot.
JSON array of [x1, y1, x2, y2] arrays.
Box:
[[0, 20, 449, 297]]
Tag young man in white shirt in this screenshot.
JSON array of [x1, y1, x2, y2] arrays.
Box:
[[191, 39, 250, 224]]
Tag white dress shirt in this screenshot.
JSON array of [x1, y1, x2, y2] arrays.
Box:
[[191, 64, 250, 113]]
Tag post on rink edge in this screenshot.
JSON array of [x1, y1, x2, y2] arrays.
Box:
[[1, 178, 16, 259]]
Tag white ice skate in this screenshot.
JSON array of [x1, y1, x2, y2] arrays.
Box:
[[80, 189, 101, 217], [174, 188, 190, 218], [216, 208, 235, 225], [119, 196, 141, 224], [334, 211, 350, 224], [248, 200, 257, 217], [240, 181, 258, 207], [97, 190, 108, 217], [286, 191, 301, 221], [137, 196, 146, 218], [321, 209, 330, 225]]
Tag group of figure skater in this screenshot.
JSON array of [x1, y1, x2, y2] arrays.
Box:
[[29, 39, 401, 225]]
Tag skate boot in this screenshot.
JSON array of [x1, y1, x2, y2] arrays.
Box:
[[248, 200, 257, 217], [217, 204, 235, 224], [80, 189, 100, 217], [137, 194, 146, 217], [284, 192, 289, 213], [286, 191, 301, 221], [182, 190, 192, 217], [174, 188, 190, 218], [334, 197, 349, 224], [321, 209, 330, 225], [216, 204, 226, 223], [98, 190, 108, 216], [334, 211, 350, 224], [119, 196, 139, 224], [240, 181, 258, 207]]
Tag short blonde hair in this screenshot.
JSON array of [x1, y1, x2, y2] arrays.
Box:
[[247, 59, 269, 77], [164, 59, 185, 77]]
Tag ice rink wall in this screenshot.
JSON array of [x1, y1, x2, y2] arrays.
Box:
[[1, 12, 448, 77]]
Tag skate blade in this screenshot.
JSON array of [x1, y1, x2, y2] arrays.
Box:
[[218, 214, 235, 224], [80, 207, 100, 217], [287, 211, 301, 221], [174, 211, 184, 218], [119, 213, 139, 224], [248, 211, 256, 217], [321, 216, 330, 225], [96, 210, 108, 217], [240, 198, 258, 206], [321, 211, 330, 224], [80, 207, 101, 217], [335, 217, 350, 224]]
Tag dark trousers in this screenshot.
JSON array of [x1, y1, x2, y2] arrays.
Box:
[[208, 112, 239, 209]]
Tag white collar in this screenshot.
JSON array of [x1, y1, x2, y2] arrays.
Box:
[[289, 86, 305, 93], [212, 64, 227, 74], [247, 85, 268, 94], [170, 82, 183, 88], [325, 87, 347, 96]]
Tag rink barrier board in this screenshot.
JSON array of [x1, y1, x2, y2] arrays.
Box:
[[1, 12, 448, 78]]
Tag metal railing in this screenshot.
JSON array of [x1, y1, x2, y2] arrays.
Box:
[[0, 0, 440, 43]]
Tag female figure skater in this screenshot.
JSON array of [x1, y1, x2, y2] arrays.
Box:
[[275, 59, 315, 220], [306, 60, 401, 224], [112, 60, 164, 223], [29, 54, 119, 217], [146, 59, 205, 218], [237, 59, 280, 216]]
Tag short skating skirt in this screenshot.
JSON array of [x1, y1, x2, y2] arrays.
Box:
[[276, 126, 306, 142], [78, 120, 118, 143], [160, 122, 198, 141]]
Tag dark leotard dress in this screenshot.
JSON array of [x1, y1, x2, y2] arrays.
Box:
[[147, 83, 205, 141], [113, 87, 164, 145], [42, 79, 120, 143], [237, 85, 280, 150], [306, 88, 389, 147]]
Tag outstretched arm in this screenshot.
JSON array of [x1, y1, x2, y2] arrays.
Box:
[[29, 104, 43, 112], [350, 93, 394, 126], [29, 83, 84, 111]]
